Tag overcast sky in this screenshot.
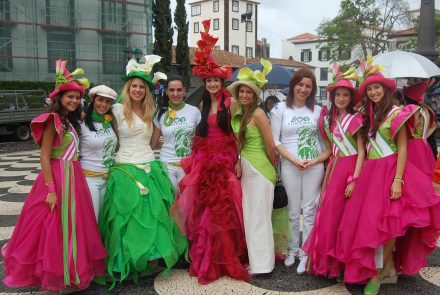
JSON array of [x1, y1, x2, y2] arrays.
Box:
[[169, 0, 437, 58]]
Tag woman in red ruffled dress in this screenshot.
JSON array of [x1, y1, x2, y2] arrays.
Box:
[[2, 61, 107, 292], [171, 20, 249, 284]]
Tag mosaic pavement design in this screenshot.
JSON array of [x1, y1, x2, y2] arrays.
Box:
[[0, 150, 439, 295]]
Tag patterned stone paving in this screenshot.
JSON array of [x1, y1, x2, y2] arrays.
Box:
[[0, 150, 439, 295]]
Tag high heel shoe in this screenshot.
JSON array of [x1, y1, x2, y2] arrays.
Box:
[[364, 279, 380, 295]]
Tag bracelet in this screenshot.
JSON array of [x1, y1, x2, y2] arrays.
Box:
[[347, 175, 358, 184], [46, 183, 56, 193], [393, 177, 404, 185]]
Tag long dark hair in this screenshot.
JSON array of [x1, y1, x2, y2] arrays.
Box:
[[156, 75, 186, 121], [48, 92, 82, 133], [327, 88, 356, 131], [237, 85, 259, 150], [286, 68, 317, 111], [197, 87, 231, 137], [362, 87, 395, 141], [83, 96, 114, 132]]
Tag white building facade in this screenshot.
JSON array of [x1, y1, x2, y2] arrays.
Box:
[[189, 0, 259, 59], [282, 33, 361, 106]]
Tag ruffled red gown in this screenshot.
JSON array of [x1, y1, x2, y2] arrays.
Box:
[[171, 114, 249, 284]]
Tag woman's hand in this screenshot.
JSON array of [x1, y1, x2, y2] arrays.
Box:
[[291, 159, 307, 170], [235, 159, 242, 178], [344, 182, 355, 198], [391, 180, 402, 200], [303, 159, 318, 168], [46, 192, 57, 212]]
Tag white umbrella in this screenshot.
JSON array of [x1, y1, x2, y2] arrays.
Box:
[[373, 50, 440, 79]]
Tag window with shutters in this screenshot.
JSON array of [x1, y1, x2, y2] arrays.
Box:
[[318, 49, 329, 61], [194, 22, 199, 33], [301, 49, 312, 62], [320, 68, 328, 81]]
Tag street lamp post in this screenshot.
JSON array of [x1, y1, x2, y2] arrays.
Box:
[[133, 48, 143, 63], [241, 12, 252, 65]]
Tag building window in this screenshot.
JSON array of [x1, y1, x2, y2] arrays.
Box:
[[102, 35, 127, 75], [214, 46, 220, 50], [213, 0, 219, 12], [101, 0, 127, 30], [232, 45, 239, 55], [320, 68, 328, 81], [301, 49, 312, 62], [246, 21, 252, 32], [246, 3, 252, 13], [0, 26, 12, 72], [339, 48, 351, 60], [46, 0, 75, 26], [232, 0, 239, 12], [47, 31, 76, 72], [213, 18, 219, 30], [246, 47, 253, 58], [318, 49, 329, 61], [0, 0, 11, 21], [191, 4, 201, 16], [232, 18, 239, 30], [194, 22, 199, 33], [320, 87, 327, 102]]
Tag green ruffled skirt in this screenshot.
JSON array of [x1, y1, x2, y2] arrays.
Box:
[[98, 160, 188, 287]]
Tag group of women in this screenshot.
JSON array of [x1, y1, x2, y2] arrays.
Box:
[[2, 19, 440, 295]]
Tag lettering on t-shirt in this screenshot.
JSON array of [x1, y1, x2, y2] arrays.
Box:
[[288, 116, 311, 126]]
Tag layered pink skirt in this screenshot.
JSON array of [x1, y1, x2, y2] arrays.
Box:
[[303, 154, 357, 278], [2, 159, 107, 291], [407, 138, 435, 178], [335, 154, 440, 284]]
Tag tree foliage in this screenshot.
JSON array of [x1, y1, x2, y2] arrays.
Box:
[[317, 0, 411, 63], [153, 0, 173, 73], [174, 0, 191, 87]]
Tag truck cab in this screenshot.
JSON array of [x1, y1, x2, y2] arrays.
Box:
[[0, 90, 47, 141]]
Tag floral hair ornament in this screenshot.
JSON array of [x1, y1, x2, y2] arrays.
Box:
[[48, 59, 90, 100], [358, 55, 396, 137], [193, 19, 232, 80], [227, 58, 272, 103], [122, 54, 167, 92], [325, 64, 362, 132]]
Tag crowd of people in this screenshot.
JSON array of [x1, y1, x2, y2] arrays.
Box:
[[2, 20, 440, 295]]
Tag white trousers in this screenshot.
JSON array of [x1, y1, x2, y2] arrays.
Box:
[[165, 163, 185, 195], [281, 160, 324, 258], [85, 176, 107, 222], [241, 158, 275, 274]]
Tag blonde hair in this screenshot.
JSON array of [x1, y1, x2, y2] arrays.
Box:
[[121, 78, 155, 127]]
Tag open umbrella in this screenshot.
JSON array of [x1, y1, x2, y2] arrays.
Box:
[[373, 50, 440, 79], [228, 63, 293, 87]]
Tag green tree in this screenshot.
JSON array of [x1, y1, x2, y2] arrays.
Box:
[[153, 0, 173, 73], [317, 0, 410, 63], [174, 0, 191, 87]]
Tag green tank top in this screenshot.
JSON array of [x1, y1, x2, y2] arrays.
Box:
[[232, 110, 277, 184]]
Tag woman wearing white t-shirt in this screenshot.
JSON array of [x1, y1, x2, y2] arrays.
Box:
[[80, 85, 118, 220], [151, 75, 201, 192], [271, 68, 331, 274]]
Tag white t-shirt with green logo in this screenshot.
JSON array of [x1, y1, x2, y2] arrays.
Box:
[[271, 102, 322, 161], [153, 104, 201, 163]]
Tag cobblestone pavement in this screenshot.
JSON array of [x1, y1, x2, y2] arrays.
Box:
[[0, 150, 439, 295]]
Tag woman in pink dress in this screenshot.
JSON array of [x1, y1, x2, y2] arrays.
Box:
[[2, 60, 107, 292], [335, 57, 440, 295], [171, 19, 249, 285], [303, 65, 365, 279]]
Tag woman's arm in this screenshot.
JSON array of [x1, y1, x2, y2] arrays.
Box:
[[40, 120, 57, 211], [150, 125, 162, 149], [254, 109, 276, 165], [427, 123, 437, 138], [230, 97, 238, 117], [303, 138, 331, 168], [345, 133, 366, 198], [391, 126, 407, 200]]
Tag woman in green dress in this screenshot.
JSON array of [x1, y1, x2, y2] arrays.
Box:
[[229, 59, 278, 275], [98, 55, 187, 288]]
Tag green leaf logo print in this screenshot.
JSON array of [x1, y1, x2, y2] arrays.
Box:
[[102, 137, 117, 167], [173, 127, 195, 158], [297, 126, 319, 160]]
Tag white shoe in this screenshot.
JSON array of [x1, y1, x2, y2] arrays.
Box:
[[284, 253, 296, 267], [297, 256, 308, 274]]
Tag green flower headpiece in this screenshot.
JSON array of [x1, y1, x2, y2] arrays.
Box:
[[236, 58, 272, 89], [359, 55, 384, 83]]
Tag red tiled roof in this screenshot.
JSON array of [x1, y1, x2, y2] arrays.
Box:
[[287, 33, 319, 41], [172, 46, 245, 68], [392, 28, 417, 36]]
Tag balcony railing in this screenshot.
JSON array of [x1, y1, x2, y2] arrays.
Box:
[[42, 6, 75, 27]]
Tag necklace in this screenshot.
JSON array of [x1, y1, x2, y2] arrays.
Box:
[[163, 102, 185, 127]]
